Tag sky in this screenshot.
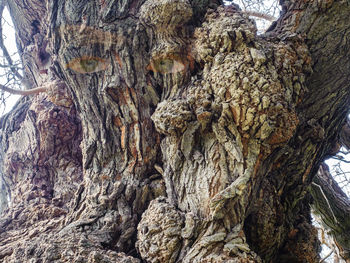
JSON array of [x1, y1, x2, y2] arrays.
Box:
[[0, 7, 20, 115]]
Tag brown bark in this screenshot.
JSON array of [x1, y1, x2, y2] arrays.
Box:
[[1, 0, 350, 262]]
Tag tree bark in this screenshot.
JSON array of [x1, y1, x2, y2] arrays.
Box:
[[1, 0, 350, 262], [312, 164, 350, 262]]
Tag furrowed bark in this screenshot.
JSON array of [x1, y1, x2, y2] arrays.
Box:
[[0, 0, 350, 262], [267, 0, 350, 260]]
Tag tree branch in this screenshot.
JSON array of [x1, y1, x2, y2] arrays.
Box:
[[329, 155, 350, 164], [0, 0, 41, 96], [311, 164, 350, 261], [0, 0, 30, 89], [320, 251, 333, 263], [0, 84, 46, 95], [340, 119, 350, 151], [244, 10, 276, 22], [267, 0, 350, 123]]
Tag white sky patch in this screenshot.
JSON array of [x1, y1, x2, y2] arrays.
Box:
[[0, 7, 20, 115], [227, 0, 280, 33], [325, 149, 350, 197]]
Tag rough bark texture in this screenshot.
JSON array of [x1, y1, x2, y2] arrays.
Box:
[[312, 164, 350, 261], [1, 0, 350, 262]]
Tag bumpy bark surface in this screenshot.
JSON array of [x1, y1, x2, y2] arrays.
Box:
[[1, 0, 350, 262]]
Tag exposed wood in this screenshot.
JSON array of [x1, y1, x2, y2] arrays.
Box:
[[0, 84, 46, 95]]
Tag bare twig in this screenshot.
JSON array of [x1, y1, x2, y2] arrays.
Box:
[[312, 182, 338, 224], [0, 0, 30, 89], [0, 84, 46, 95], [330, 156, 350, 163], [320, 251, 333, 262], [0, 0, 41, 98], [244, 10, 276, 21]]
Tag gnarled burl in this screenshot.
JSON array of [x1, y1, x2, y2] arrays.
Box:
[[1, 0, 350, 262]]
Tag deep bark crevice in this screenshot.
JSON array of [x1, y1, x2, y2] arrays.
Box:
[[1, 0, 350, 262]]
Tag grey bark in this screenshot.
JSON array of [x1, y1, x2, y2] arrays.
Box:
[[0, 0, 350, 262], [312, 164, 350, 261]]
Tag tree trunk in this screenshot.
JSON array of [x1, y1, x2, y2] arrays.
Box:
[[1, 0, 350, 262]]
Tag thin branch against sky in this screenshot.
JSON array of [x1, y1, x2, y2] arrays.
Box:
[[0, 7, 20, 115], [227, 0, 280, 32]]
